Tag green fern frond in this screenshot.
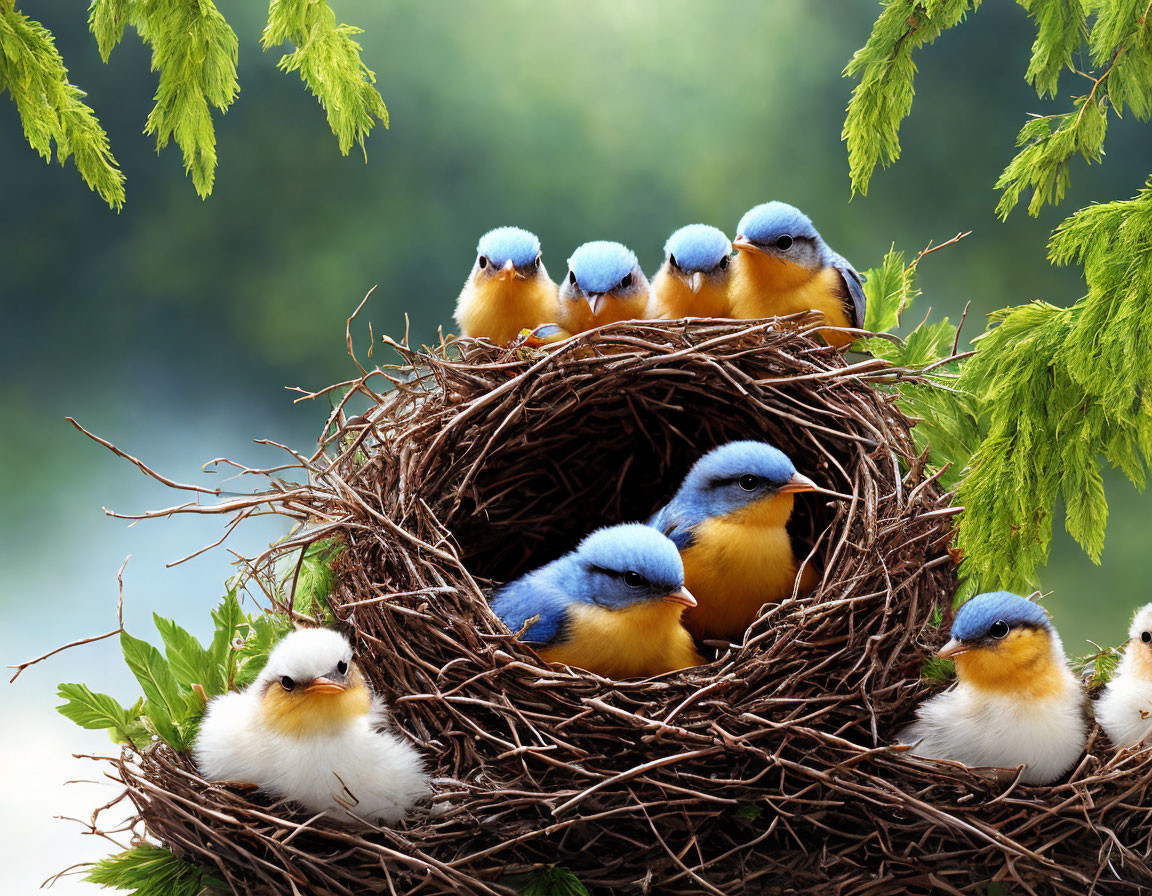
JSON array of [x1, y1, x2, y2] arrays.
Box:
[[1017, 0, 1087, 99], [262, 0, 388, 158], [0, 6, 125, 208], [842, 0, 981, 196], [86, 844, 223, 896], [135, 0, 239, 198]]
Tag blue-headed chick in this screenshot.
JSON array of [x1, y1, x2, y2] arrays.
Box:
[[899, 592, 1088, 785], [557, 241, 650, 334], [455, 227, 559, 345], [648, 441, 819, 642], [730, 202, 866, 347], [649, 224, 734, 320], [490, 523, 703, 678]]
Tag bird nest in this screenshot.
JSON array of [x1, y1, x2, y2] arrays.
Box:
[[87, 319, 1152, 895]]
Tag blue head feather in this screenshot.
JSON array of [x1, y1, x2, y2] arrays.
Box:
[[490, 524, 685, 645], [665, 225, 732, 273], [477, 227, 541, 268], [736, 202, 821, 246], [648, 441, 803, 548], [951, 592, 1051, 641], [567, 241, 640, 294]]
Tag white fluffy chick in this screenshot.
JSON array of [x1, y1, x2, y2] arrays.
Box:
[[1096, 604, 1152, 749], [194, 628, 428, 824]]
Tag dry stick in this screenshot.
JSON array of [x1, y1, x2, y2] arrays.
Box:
[[9, 555, 129, 682]]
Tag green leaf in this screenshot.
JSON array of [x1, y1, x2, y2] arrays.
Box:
[[86, 844, 223, 896], [153, 613, 218, 695], [209, 589, 244, 667], [262, 0, 389, 158], [56, 683, 142, 745], [861, 246, 917, 333], [120, 630, 187, 747], [292, 538, 344, 616], [233, 612, 294, 689]]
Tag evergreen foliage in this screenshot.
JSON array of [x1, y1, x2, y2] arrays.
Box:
[[849, 1, 1152, 598], [519, 866, 591, 896], [262, 0, 389, 159], [85, 843, 222, 896], [2, 0, 387, 205], [0, 2, 125, 209]]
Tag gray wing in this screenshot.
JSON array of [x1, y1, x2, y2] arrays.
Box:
[[828, 251, 867, 329]]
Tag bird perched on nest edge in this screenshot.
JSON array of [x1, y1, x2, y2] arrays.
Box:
[[899, 591, 1088, 785], [729, 201, 866, 347], [648, 440, 819, 642], [648, 224, 734, 320], [490, 523, 703, 679], [557, 240, 650, 333], [1095, 603, 1152, 749], [194, 628, 429, 824], [455, 226, 559, 345]]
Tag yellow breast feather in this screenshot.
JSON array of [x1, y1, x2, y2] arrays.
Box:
[[730, 254, 853, 345], [648, 269, 731, 320], [679, 493, 815, 641], [540, 600, 702, 679], [556, 291, 650, 334], [456, 276, 559, 344]]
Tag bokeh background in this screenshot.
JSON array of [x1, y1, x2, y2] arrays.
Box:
[[3, 1, 1150, 890]]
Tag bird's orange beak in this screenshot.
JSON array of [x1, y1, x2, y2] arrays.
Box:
[[499, 258, 517, 281], [305, 677, 347, 695], [662, 587, 697, 608], [777, 472, 818, 494], [937, 638, 970, 659], [587, 293, 606, 314], [733, 235, 764, 255]]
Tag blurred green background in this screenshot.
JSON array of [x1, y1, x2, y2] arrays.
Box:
[[2, 2, 1150, 890]]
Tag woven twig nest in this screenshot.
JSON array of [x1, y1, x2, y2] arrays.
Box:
[[100, 320, 1152, 895]]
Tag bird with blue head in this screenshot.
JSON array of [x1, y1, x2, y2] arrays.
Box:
[[455, 227, 559, 345], [557, 240, 650, 334], [648, 440, 819, 642], [899, 591, 1087, 785], [489, 523, 703, 679], [649, 224, 734, 320], [730, 201, 866, 347]]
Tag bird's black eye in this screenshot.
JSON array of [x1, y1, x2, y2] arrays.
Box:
[[280, 676, 296, 691], [738, 474, 760, 491], [623, 571, 646, 587], [988, 620, 1010, 639], [718, 255, 729, 270], [1142, 631, 1151, 644], [776, 235, 793, 251], [669, 253, 678, 269], [619, 273, 633, 290], [478, 255, 488, 269], [532, 254, 541, 269], [568, 270, 576, 285], [337, 660, 349, 675]]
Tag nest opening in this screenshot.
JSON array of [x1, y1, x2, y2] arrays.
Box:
[[442, 377, 838, 592]]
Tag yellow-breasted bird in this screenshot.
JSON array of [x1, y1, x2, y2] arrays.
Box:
[[648, 224, 734, 320], [899, 592, 1087, 785], [1096, 603, 1152, 749], [729, 201, 866, 347], [556, 241, 650, 333], [455, 227, 559, 344], [648, 441, 819, 642], [490, 523, 703, 679], [194, 628, 429, 824]]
